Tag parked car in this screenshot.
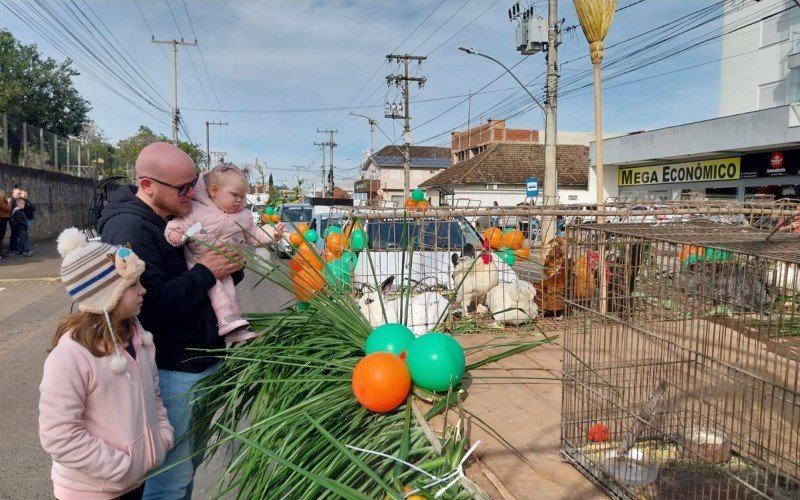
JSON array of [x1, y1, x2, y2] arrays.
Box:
[[352, 216, 517, 292]]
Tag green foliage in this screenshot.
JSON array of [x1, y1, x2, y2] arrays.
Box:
[[115, 125, 205, 169], [0, 30, 90, 136]]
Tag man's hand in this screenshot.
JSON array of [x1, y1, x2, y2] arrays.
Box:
[[196, 246, 245, 280]]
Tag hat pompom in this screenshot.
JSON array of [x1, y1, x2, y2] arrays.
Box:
[[57, 227, 88, 257], [141, 330, 154, 346], [111, 354, 127, 374]]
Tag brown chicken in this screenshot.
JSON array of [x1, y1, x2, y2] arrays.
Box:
[[534, 238, 598, 315]]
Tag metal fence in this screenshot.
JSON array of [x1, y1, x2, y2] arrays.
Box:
[[0, 113, 106, 179]]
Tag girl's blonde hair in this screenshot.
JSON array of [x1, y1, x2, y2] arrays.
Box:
[[53, 309, 135, 357], [207, 162, 250, 191]]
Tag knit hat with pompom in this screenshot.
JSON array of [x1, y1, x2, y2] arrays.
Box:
[[57, 227, 145, 314]]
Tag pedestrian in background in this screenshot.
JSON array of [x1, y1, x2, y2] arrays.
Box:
[[0, 189, 10, 258], [11, 198, 31, 256], [8, 187, 21, 254], [39, 228, 173, 500], [20, 189, 35, 232], [99, 142, 243, 500]]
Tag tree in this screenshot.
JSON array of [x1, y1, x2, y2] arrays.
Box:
[[80, 121, 117, 175], [116, 125, 205, 170], [1, 30, 91, 163]]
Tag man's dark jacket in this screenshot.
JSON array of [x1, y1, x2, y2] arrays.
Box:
[[98, 185, 234, 372]]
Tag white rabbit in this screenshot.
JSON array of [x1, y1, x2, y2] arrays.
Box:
[[358, 276, 450, 336], [486, 280, 538, 326]]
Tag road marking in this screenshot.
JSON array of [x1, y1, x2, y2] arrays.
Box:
[[0, 277, 60, 283]]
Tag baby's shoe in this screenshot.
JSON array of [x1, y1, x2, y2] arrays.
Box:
[[218, 314, 249, 336], [225, 326, 260, 347]]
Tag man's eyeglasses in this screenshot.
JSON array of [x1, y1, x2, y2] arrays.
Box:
[[138, 176, 198, 197]]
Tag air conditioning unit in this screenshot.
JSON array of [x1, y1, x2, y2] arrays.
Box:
[[516, 17, 547, 55]]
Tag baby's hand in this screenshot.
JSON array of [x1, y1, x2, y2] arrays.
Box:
[[167, 230, 185, 246], [275, 222, 286, 235]]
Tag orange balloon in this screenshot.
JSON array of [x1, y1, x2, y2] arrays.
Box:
[[502, 229, 524, 250], [322, 248, 338, 263], [404, 198, 417, 209], [326, 232, 346, 254], [351, 352, 411, 413], [259, 213, 270, 225], [416, 200, 430, 211], [484, 227, 503, 250], [514, 246, 531, 260], [343, 221, 362, 239], [292, 267, 326, 302], [291, 247, 322, 272], [270, 214, 280, 223], [295, 222, 309, 234], [288, 232, 303, 246]]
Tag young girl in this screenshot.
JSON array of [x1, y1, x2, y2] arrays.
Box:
[[39, 228, 173, 500], [165, 163, 284, 344]]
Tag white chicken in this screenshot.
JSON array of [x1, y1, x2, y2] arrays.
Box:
[[451, 240, 499, 316], [357, 276, 449, 336], [486, 280, 538, 326]]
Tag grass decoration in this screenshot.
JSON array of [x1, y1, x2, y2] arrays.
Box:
[[186, 217, 550, 498]]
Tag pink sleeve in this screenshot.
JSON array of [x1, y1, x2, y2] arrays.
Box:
[[244, 218, 278, 246], [164, 216, 193, 247], [38, 344, 132, 482], [151, 367, 173, 450]]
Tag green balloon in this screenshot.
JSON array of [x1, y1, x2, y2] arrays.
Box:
[[324, 225, 343, 237], [341, 250, 358, 269], [411, 188, 425, 202], [324, 258, 351, 288], [496, 248, 516, 266], [503, 228, 514, 235], [365, 323, 415, 355], [351, 229, 366, 251], [297, 301, 310, 311], [305, 229, 319, 243], [406, 333, 465, 392]]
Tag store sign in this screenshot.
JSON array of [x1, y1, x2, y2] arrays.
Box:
[[741, 150, 800, 178], [618, 157, 741, 187]]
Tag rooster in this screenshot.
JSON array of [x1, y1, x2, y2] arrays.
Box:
[[451, 239, 499, 316]]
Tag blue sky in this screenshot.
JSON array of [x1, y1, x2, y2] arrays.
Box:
[[1, 0, 723, 187]]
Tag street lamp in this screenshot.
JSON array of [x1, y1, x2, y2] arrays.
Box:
[[348, 112, 378, 156], [459, 46, 557, 246]]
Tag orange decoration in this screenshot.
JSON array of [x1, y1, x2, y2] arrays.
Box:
[[259, 213, 270, 225], [679, 245, 703, 262], [326, 232, 346, 254], [484, 227, 503, 250], [587, 423, 610, 442], [514, 246, 531, 260], [416, 200, 430, 211], [288, 232, 303, 246], [322, 248, 338, 263], [502, 229, 524, 250], [292, 267, 326, 302], [289, 248, 324, 272], [270, 214, 280, 223], [404, 198, 417, 209], [351, 352, 411, 413], [295, 222, 309, 234], [343, 221, 362, 239]]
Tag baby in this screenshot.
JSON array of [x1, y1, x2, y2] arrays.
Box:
[[166, 163, 283, 344]]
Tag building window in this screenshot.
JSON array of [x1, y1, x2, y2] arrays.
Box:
[[758, 80, 786, 109], [789, 69, 800, 103], [761, 7, 791, 47]]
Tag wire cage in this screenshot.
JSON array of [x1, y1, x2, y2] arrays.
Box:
[[561, 221, 800, 499]]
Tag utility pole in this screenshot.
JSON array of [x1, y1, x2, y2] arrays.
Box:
[[542, 0, 559, 245], [205, 121, 228, 170], [313, 139, 327, 197], [386, 54, 426, 200], [316, 129, 337, 197], [349, 112, 378, 155], [151, 38, 198, 144]]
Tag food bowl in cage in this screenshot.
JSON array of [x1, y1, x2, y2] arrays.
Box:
[[679, 428, 731, 464], [601, 448, 661, 486]]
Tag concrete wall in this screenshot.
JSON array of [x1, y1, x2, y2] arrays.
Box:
[[443, 184, 592, 206], [0, 163, 94, 241], [720, 0, 795, 116]]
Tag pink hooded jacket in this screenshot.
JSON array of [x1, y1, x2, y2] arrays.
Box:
[[39, 322, 173, 500], [164, 171, 279, 260]]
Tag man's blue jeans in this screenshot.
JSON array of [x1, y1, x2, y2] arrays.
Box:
[[143, 363, 219, 500]]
